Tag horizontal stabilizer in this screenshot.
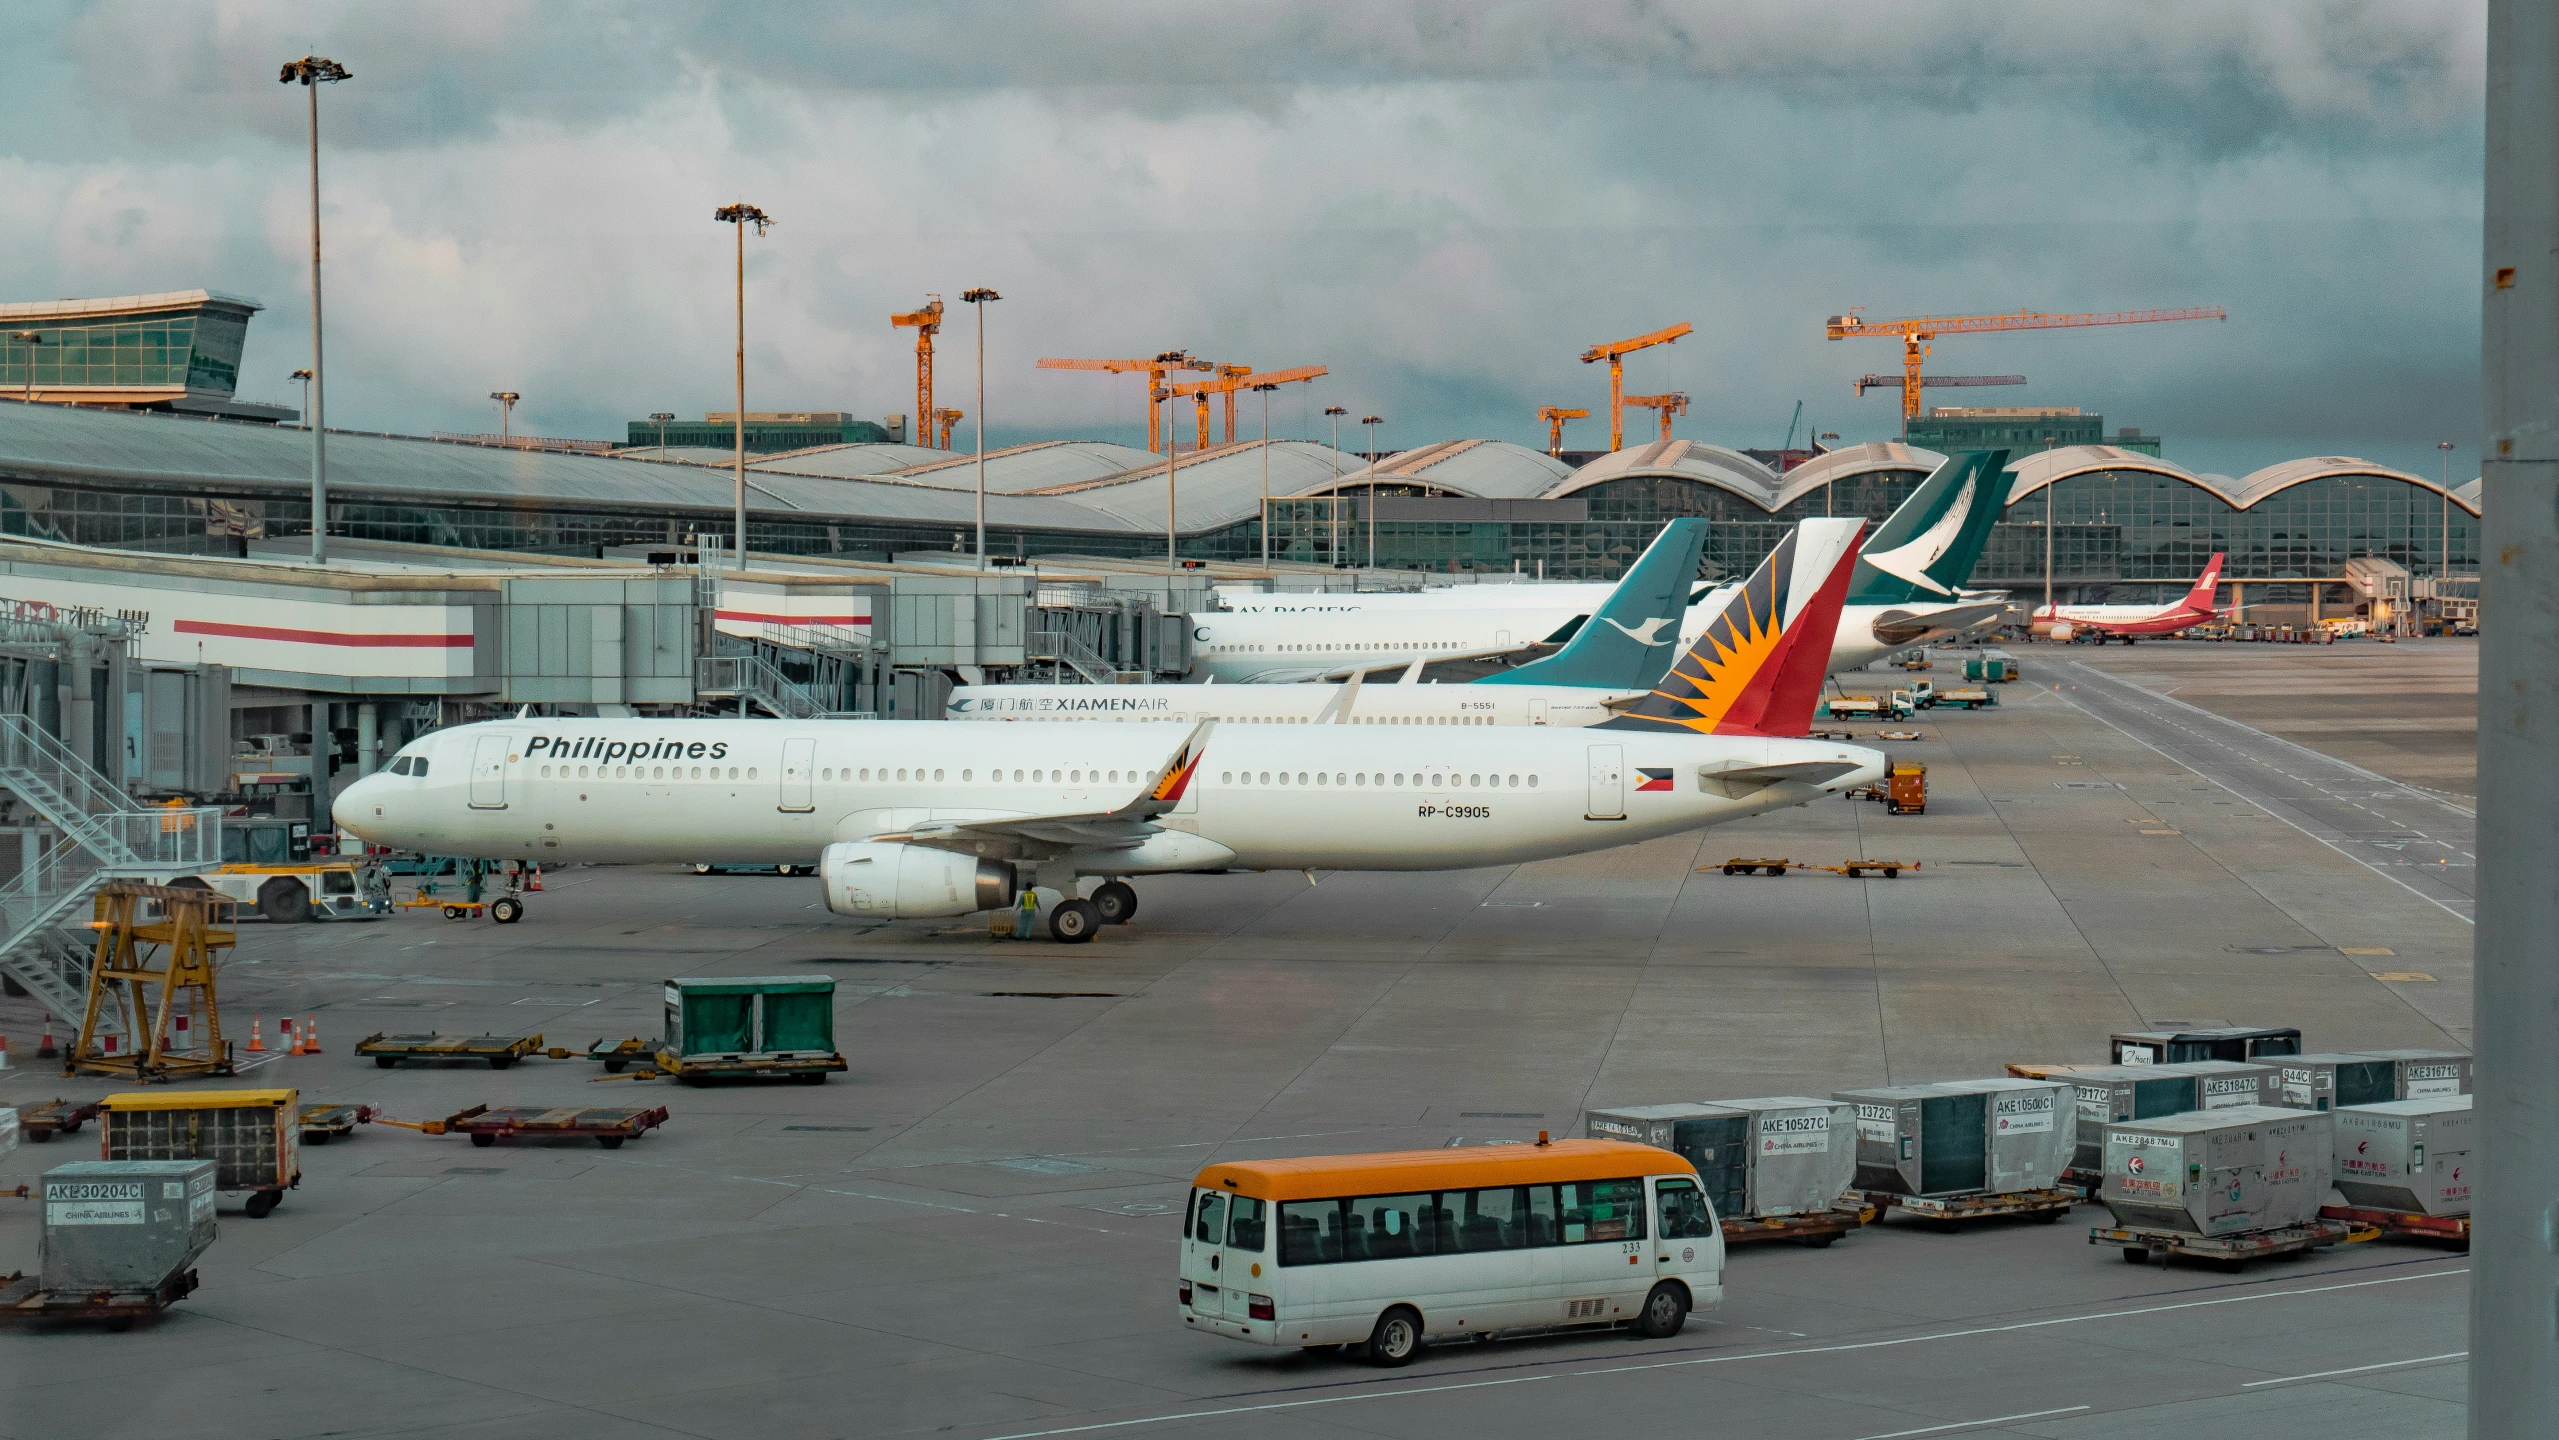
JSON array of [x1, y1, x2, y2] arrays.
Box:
[[1694, 758, 1867, 799]]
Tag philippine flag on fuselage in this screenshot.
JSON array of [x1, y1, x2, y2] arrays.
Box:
[[1635, 767, 1676, 792]]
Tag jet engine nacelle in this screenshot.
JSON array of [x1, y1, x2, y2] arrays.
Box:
[[820, 841, 1016, 919]]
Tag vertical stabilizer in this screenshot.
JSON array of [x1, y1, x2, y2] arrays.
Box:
[[2182, 552, 2228, 612], [1847, 449, 2012, 604], [1481, 518, 1710, 690], [1600, 518, 1866, 737]]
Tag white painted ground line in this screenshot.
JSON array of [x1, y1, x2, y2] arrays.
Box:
[[1852, 1408, 2090, 1440], [2241, 1351, 2468, 1387], [976, 1266, 2467, 1440]]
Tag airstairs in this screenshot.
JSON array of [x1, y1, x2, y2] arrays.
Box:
[[0, 716, 221, 1024]]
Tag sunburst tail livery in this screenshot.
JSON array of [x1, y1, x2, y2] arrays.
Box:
[[1598, 517, 1867, 738]]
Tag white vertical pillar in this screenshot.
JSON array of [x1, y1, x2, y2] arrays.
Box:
[[2475, 4, 2559, 1430]]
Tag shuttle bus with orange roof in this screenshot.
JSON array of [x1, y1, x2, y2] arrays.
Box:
[[1180, 1136, 1719, 1365]]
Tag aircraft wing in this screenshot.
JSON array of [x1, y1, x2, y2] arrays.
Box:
[[1694, 757, 1868, 799], [867, 719, 1216, 856]]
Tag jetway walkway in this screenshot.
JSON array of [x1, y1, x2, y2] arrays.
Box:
[[0, 715, 220, 1024]]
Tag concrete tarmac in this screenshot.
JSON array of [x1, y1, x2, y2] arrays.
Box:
[[0, 643, 2473, 1439]]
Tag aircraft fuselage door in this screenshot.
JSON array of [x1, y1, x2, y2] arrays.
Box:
[[468, 733, 514, 809], [779, 737, 817, 812], [1586, 743, 1625, 820]]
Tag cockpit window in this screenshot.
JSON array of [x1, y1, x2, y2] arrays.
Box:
[[389, 755, 428, 777]]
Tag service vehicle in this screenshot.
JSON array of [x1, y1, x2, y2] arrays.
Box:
[[180, 817, 390, 923], [1178, 1137, 1721, 1365]]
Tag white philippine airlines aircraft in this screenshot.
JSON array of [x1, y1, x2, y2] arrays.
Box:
[[334, 525, 1880, 943], [946, 517, 1867, 731], [1212, 450, 2014, 673], [2030, 553, 2227, 643]]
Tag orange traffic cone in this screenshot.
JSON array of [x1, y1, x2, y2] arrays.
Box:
[[303, 1013, 322, 1054], [248, 1015, 266, 1052], [526, 865, 544, 893], [36, 1013, 57, 1060]]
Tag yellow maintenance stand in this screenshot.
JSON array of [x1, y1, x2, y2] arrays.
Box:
[[68, 881, 236, 1082]]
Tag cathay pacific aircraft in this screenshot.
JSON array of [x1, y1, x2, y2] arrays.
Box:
[[334, 522, 1879, 942], [1213, 450, 2016, 672]]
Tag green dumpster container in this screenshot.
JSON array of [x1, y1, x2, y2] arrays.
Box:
[[660, 976, 848, 1083]]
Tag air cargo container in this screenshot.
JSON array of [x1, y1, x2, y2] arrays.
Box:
[[97, 1089, 298, 1216], [2333, 1097, 2473, 1216], [2275, 1054, 2399, 1111], [2165, 1060, 2283, 1110], [2110, 1026, 2302, 1066], [2062, 1066, 2204, 1175], [41, 1159, 217, 1291], [1586, 1099, 1853, 1219], [1835, 1079, 2070, 1198], [658, 975, 848, 1082], [2357, 1050, 2473, 1101], [2100, 1105, 2327, 1237], [1704, 1096, 1859, 1217]]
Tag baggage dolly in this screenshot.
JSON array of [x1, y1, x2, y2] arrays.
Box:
[[297, 1102, 377, 1144], [1713, 857, 1797, 876], [2319, 1204, 2469, 1246], [356, 1032, 578, 1070], [2093, 1218, 2362, 1270], [587, 1037, 658, 1073], [0, 1269, 198, 1330], [1720, 1206, 1874, 1248], [15, 1098, 100, 1143], [1866, 1187, 2079, 1228], [1824, 859, 1920, 879], [377, 1103, 670, 1149]]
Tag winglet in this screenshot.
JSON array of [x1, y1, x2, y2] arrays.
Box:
[[2183, 552, 2227, 613], [1132, 718, 1216, 813], [1597, 518, 1866, 738]]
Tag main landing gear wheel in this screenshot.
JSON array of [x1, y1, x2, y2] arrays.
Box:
[[1048, 898, 1102, 944], [490, 896, 525, 924], [1090, 881, 1138, 925]]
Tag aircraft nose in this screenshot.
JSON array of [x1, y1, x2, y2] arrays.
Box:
[[332, 773, 389, 837]]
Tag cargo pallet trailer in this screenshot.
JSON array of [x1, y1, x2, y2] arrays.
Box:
[[2093, 1218, 2362, 1270], [2319, 1204, 2469, 1246], [377, 1104, 670, 1149], [296, 1103, 377, 1144], [0, 1268, 197, 1330], [1721, 1207, 1873, 1247], [1715, 857, 1797, 876], [356, 1032, 577, 1070], [15, 1099, 100, 1143], [1865, 1187, 2078, 1228]]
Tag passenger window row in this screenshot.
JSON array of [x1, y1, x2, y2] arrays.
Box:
[[1275, 1179, 1649, 1266], [1220, 770, 1538, 789]]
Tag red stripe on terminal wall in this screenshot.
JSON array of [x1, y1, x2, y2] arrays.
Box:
[[715, 610, 871, 626], [173, 619, 473, 649]]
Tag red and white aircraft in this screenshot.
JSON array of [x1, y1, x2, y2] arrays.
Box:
[[2031, 553, 2226, 643]]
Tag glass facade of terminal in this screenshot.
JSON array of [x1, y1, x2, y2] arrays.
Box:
[[6, 306, 248, 396], [1979, 469, 2477, 600]]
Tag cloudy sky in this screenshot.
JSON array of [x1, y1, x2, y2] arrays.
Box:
[[5, 1, 2485, 482]]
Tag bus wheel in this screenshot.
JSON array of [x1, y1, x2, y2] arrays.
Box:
[[1363, 1306, 1422, 1367], [490, 896, 525, 924], [1091, 881, 1138, 924], [1635, 1283, 1688, 1339], [258, 878, 313, 924]]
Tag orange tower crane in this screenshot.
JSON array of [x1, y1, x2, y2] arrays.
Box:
[[1536, 405, 1589, 457], [932, 407, 963, 449], [1826, 306, 2225, 420], [890, 297, 946, 447], [1167, 365, 1329, 450], [1036, 352, 1215, 452], [1622, 392, 1689, 442], [1580, 323, 1692, 451]]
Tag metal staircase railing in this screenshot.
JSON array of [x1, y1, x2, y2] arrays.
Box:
[[0, 715, 221, 1024], [1026, 625, 1119, 686], [696, 653, 832, 719]]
